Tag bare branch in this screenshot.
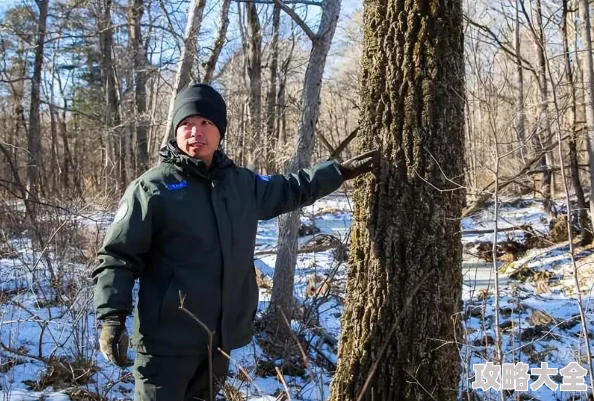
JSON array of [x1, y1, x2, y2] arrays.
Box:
[[463, 135, 569, 217], [178, 293, 215, 401], [465, 16, 536, 76], [330, 127, 359, 160], [203, 0, 231, 83], [0, 75, 30, 84], [275, 367, 293, 401], [272, 0, 317, 41]]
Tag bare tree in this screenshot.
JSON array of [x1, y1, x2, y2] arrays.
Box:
[[264, 3, 281, 173], [514, 0, 526, 162], [578, 0, 594, 235], [128, 0, 149, 173], [202, 0, 231, 84], [160, 0, 208, 149], [562, 0, 591, 244], [245, 2, 263, 170], [27, 0, 49, 200], [265, 0, 342, 342], [521, 0, 554, 216], [95, 0, 123, 192]]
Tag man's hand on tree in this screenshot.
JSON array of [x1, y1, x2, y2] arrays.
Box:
[[99, 314, 133, 367], [338, 149, 379, 180]]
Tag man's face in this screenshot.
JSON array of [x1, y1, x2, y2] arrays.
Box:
[[175, 115, 221, 165]]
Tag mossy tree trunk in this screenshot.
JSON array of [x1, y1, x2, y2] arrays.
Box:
[[328, 0, 466, 400]]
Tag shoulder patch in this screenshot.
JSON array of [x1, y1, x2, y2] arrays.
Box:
[[166, 180, 188, 190], [256, 174, 271, 182], [113, 201, 129, 224]]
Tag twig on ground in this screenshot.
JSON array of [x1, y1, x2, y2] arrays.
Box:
[[275, 366, 292, 401], [217, 348, 266, 398], [279, 308, 316, 386]]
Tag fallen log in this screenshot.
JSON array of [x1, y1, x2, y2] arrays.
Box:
[[462, 225, 531, 236], [254, 234, 343, 256]]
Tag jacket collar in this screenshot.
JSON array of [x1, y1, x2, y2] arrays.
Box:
[[159, 140, 234, 180]]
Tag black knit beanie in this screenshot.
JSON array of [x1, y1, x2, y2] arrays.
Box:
[[171, 83, 227, 139]]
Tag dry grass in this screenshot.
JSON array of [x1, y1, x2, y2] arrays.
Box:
[[23, 356, 98, 391]]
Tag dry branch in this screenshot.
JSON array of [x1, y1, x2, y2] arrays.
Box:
[[462, 225, 530, 236], [179, 293, 215, 401], [272, 0, 316, 41], [254, 234, 341, 256], [463, 135, 567, 217], [322, 127, 359, 161], [466, 17, 536, 76]]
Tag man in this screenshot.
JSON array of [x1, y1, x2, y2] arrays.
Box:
[[92, 83, 377, 401]]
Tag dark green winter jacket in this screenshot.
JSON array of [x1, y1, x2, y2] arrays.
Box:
[[92, 141, 344, 355]]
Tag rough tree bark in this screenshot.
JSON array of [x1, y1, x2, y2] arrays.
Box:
[[266, 0, 341, 342], [128, 0, 149, 173], [578, 0, 594, 237], [562, 0, 591, 244], [328, 0, 465, 399], [27, 0, 49, 200], [160, 0, 208, 149]]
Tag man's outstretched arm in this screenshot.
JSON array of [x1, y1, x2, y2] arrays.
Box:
[[254, 150, 378, 220]]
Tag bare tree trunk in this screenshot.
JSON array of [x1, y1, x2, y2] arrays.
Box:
[[465, 97, 477, 196], [48, 102, 59, 196], [276, 53, 290, 151], [160, 0, 208, 149], [266, 0, 342, 343], [98, 0, 121, 193], [128, 0, 149, 173], [202, 0, 231, 84], [514, 0, 526, 163], [532, 0, 554, 215], [578, 0, 594, 235], [563, 0, 591, 244], [244, 3, 262, 171], [328, 0, 465, 398], [264, 3, 281, 173], [60, 97, 76, 194], [9, 42, 27, 171], [27, 0, 49, 201]]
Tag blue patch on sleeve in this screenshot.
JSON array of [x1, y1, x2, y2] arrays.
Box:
[[166, 180, 188, 190], [256, 174, 271, 182]]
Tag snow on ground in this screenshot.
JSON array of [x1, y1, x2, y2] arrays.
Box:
[[1, 193, 593, 400]]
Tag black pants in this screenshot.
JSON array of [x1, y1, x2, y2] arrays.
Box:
[[133, 350, 230, 401]]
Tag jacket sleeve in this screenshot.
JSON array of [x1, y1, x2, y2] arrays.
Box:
[[254, 160, 345, 221], [92, 179, 159, 320]]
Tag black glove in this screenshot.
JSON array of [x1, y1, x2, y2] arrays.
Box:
[[338, 149, 379, 180], [99, 314, 132, 367]]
